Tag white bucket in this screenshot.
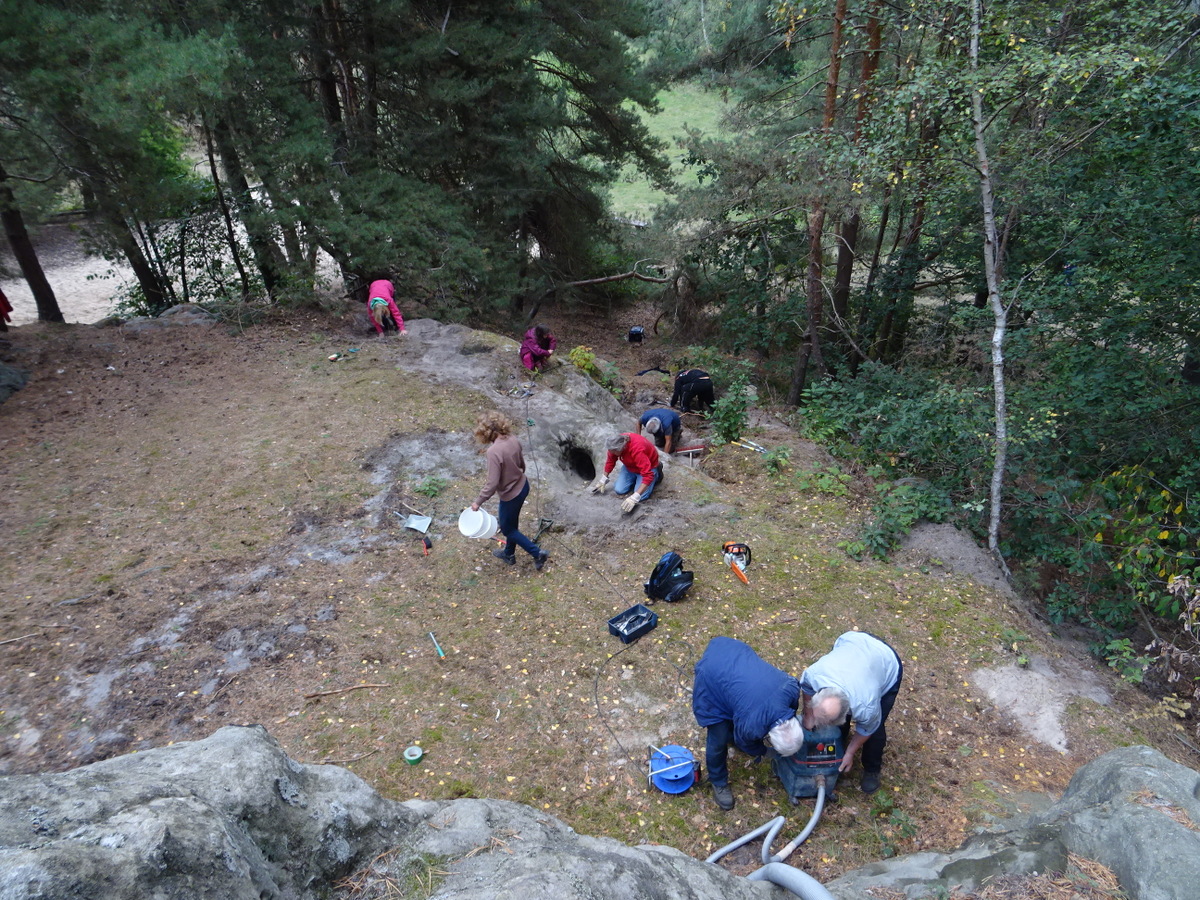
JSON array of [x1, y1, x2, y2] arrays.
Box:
[[458, 507, 500, 539]]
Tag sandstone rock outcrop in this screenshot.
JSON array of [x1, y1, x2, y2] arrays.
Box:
[[3, 726, 1199, 900]]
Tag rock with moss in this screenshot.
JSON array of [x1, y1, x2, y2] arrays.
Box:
[[4, 724, 1198, 900], [0, 725, 781, 900]]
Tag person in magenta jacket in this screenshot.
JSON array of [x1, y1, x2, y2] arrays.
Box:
[[519, 324, 556, 371], [366, 279, 405, 335], [588, 432, 662, 513]]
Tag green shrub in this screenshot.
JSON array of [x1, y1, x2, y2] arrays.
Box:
[[841, 481, 951, 561], [567, 345, 621, 394], [763, 446, 791, 476], [793, 463, 851, 497], [708, 371, 751, 444], [414, 476, 450, 498]]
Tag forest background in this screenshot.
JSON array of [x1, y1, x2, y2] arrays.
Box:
[[2, 1, 1199, 713]]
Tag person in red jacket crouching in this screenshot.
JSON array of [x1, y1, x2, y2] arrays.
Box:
[[589, 432, 663, 513]]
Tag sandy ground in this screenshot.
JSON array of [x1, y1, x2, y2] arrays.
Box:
[[1, 220, 133, 326], [895, 524, 1114, 751]]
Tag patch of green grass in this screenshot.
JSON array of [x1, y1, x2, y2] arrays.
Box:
[[421, 725, 445, 745], [15, 516, 51, 535], [609, 82, 735, 221], [445, 779, 476, 799]]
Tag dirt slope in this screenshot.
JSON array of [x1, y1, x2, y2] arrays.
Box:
[[0, 303, 1178, 879]]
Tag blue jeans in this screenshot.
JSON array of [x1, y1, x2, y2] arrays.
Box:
[[497, 480, 541, 559], [704, 719, 734, 787], [613, 464, 662, 500]]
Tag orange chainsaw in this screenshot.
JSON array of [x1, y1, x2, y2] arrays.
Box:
[[722, 541, 751, 585]]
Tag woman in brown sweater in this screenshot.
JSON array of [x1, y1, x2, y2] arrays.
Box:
[[471, 412, 549, 570]]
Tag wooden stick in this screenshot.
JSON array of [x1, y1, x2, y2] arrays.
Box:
[[210, 675, 238, 702], [58, 592, 99, 606], [304, 683, 388, 700], [323, 747, 381, 764], [0, 633, 40, 646]]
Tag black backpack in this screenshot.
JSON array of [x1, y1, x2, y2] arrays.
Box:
[[644, 551, 693, 603]]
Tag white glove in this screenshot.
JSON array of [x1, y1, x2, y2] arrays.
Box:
[[589, 475, 609, 494], [621, 494, 641, 513]]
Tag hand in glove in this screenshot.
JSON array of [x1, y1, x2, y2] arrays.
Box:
[[589, 475, 609, 494], [621, 493, 641, 513]]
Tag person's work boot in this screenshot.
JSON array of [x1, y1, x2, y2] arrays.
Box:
[[492, 547, 515, 565], [534, 550, 550, 571], [860, 770, 882, 794], [711, 783, 735, 811]]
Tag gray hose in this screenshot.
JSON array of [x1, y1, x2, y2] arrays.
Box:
[[770, 775, 827, 863], [704, 815, 786, 864], [747, 862, 838, 900]]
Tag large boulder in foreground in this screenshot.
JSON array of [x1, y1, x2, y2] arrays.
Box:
[[0, 725, 413, 899], [4, 726, 1200, 900], [0, 725, 781, 900]]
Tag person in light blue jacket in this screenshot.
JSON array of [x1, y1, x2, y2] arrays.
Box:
[[800, 631, 903, 795], [692, 636, 805, 811]]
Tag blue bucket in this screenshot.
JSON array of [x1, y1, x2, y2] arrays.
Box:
[[649, 744, 696, 794]]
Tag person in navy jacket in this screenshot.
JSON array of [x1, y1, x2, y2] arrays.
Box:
[[638, 407, 683, 454], [692, 636, 806, 810]]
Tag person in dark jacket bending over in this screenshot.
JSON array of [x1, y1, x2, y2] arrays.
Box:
[[671, 368, 714, 412], [471, 412, 550, 570], [588, 432, 662, 513], [638, 407, 682, 454], [692, 636, 807, 810], [800, 631, 903, 794]]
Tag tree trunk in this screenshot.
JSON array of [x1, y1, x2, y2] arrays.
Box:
[[211, 117, 284, 297], [831, 2, 881, 346], [832, 211, 859, 325], [116, 220, 170, 314], [203, 119, 252, 298], [0, 164, 63, 323], [787, 0, 847, 405], [970, 0, 1009, 559]]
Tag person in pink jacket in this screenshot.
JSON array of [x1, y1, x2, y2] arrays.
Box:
[[366, 279, 406, 335], [519, 324, 556, 371]]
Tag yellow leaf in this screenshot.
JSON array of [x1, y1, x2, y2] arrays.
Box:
[[1158, 530, 1170, 540]]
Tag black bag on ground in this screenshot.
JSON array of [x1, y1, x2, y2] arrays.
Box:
[[644, 551, 694, 603]]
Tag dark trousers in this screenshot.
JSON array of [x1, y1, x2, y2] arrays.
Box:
[[671, 371, 714, 411], [841, 648, 904, 774], [649, 427, 683, 450], [704, 719, 734, 787], [497, 480, 540, 559], [673, 382, 713, 411]]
